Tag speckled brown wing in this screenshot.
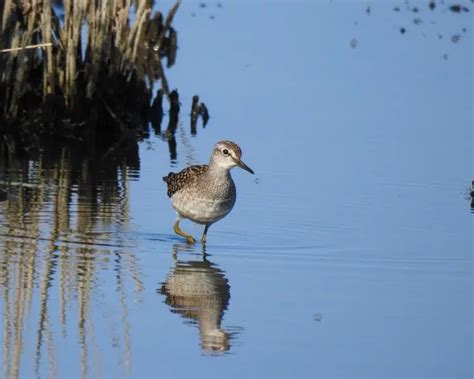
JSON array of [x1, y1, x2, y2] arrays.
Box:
[[162, 165, 208, 198]]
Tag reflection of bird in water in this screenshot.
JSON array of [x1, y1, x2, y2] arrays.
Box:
[[163, 140, 254, 244], [0, 189, 7, 202], [160, 245, 232, 352]]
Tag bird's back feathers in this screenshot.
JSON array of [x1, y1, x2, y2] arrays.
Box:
[[162, 165, 208, 197]]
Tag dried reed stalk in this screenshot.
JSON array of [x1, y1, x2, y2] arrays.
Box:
[[0, 42, 53, 53]]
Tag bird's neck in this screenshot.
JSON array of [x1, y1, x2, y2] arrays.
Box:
[[207, 163, 232, 183]]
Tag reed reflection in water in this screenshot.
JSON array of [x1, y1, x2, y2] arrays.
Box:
[[160, 244, 238, 354], [0, 142, 143, 378]]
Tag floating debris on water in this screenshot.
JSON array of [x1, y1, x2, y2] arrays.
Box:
[[313, 313, 322, 322], [451, 34, 461, 43], [353, 1, 470, 51], [350, 38, 358, 48], [449, 4, 470, 13], [450, 5, 462, 12]]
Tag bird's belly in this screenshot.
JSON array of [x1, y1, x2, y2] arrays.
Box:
[[171, 194, 235, 224]]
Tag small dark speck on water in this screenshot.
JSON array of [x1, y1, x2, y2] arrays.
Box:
[[366, 6, 371, 15], [449, 4, 469, 12], [462, 27, 467, 32], [254, 178, 260, 184], [350, 38, 358, 48], [199, 2, 207, 8], [442, 53, 448, 60], [412, 6, 419, 12], [438, 34, 443, 39], [393, 6, 400, 11], [413, 18, 422, 25], [400, 27, 407, 34], [451, 34, 461, 43], [217, 2, 222, 8], [209, 15, 215, 20], [429, 1, 436, 10], [313, 313, 322, 322], [469, 181, 474, 210]]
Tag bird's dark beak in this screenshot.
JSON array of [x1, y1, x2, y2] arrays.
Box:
[[236, 159, 254, 174]]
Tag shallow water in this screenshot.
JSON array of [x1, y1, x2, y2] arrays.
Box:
[[0, 1, 472, 378]]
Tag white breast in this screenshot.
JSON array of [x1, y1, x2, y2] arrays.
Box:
[[171, 171, 237, 224], [172, 193, 235, 224]]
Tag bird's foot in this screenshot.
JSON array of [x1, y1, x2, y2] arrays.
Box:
[[174, 220, 196, 244]]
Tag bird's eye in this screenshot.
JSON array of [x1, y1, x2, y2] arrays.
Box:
[[222, 149, 229, 155]]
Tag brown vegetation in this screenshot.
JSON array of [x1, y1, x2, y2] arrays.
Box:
[[0, 0, 180, 152]]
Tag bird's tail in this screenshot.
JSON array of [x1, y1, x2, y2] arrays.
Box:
[[162, 172, 175, 183]]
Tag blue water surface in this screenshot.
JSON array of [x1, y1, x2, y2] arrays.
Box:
[[0, 1, 472, 378]]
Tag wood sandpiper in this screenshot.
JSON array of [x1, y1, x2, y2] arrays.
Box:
[[163, 141, 254, 244]]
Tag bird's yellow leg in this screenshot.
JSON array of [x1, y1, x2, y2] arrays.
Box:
[[200, 225, 210, 244], [173, 220, 196, 244]]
